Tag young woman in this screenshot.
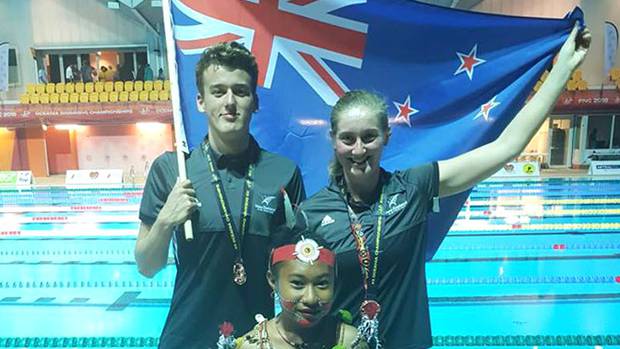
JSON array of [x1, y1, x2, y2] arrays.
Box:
[[298, 25, 591, 348], [235, 234, 367, 349]]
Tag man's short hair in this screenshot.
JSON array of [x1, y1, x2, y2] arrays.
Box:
[[195, 42, 259, 100]]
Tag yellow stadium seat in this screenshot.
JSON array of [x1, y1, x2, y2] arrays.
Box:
[[119, 91, 129, 102], [94, 82, 104, 93], [163, 80, 170, 91], [124, 81, 134, 92], [26, 84, 36, 94], [65, 83, 75, 93], [30, 94, 40, 104], [153, 80, 163, 91], [144, 81, 153, 92], [138, 90, 149, 102], [109, 91, 119, 102], [55, 83, 65, 94], [129, 91, 139, 102], [572, 70, 582, 81], [89, 92, 99, 103], [19, 94, 30, 104], [69, 93, 79, 103], [49, 93, 60, 104], [99, 92, 109, 102], [134, 80, 144, 92], [158, 90, 170, 101], [577, 80, 588, 91], [45, 83, 55, 94], [104, 81, 114, 93], [149, 90, 159, 101], [75, 82, 84, 93], [60, 93, 69, 103], [85, 82, 94, 93], [40, 94, 50, 104], [114, 81, 125, 92], [610, 67, 620, 81], [566, 80, 577, 91], [79, 92, 89, 103], [533, 81, 542, 92], [35, 84, 46, 94], [114, 81, 124, 92]]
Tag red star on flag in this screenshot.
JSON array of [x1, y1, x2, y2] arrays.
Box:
[[392, 95, 419, 127], [474, 96, 500, 121], [454, 44, 486, 80]]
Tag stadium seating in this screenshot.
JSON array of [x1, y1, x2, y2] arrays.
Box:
[[134, 80, 144, 92], [75, 82, 84, 93], [149, 90, 159, 101], [55, 82, 65, 94], [104, 81, 114, 93], [18, 80, 172, 104], [144, 80, 153, 92]]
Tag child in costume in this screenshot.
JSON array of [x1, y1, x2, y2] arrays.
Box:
[[228, 234, 367, 349]]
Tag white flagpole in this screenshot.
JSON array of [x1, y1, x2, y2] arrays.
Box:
[[161, 0, 193, 240]]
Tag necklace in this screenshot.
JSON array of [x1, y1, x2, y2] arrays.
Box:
[[273, 319, 329, 349], [202, 142, 254, 285]]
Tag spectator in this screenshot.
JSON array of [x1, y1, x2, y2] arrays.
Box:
[[136, 64, 145, 81], [81, 64, 93, 83], [38, 67, 48, 84], [90, 65, 98, 82], [114, 64, 121, 81], [157, 68, 165, 80], [100, 66, 108, 81], [144, 63, 153, 81], [65, 64, 74, 82]]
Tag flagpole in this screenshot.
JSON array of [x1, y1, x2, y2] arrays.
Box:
[[161, 0, 193, 241]]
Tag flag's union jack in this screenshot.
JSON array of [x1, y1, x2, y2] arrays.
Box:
[[172, 0, 368, 105]]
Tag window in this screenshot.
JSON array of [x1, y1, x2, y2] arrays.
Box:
[[587, 115, 613, 149]]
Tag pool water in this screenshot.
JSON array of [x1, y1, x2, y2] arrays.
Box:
[[1, 178, 619, 348]]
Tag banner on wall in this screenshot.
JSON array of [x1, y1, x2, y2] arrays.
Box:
[[65, 169, 124, 187], [589, 161, 620, 175], [553, 89, 620, 113], [492, 161, 540, 177], [0, 102, 173, 127], [0, 171, 33, 186]]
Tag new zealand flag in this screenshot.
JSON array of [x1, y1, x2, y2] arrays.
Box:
[[168, 0, 582, 259]]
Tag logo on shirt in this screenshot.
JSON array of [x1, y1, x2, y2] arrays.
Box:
[[385, 193, 407, 215], [321, 215, 335, 227], [255, 195, 277, 214]]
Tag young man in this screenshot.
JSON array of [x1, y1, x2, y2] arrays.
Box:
[[135, 42, 306, 348]]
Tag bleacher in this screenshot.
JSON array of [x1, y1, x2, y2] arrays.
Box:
[[19, 80, 171, 104]]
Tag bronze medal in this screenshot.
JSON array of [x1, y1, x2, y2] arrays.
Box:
[[233, 262, 247, 285]]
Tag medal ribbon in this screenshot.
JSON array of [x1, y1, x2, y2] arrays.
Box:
[[343, 187, 384, 298], [203, 142, 254, 262]]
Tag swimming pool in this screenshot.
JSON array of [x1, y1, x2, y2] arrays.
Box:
[[1, 178, 619, 348]]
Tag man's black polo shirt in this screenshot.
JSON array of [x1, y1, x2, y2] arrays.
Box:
[[299, 163, 439, 349], [139, 138, 305, 348]]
